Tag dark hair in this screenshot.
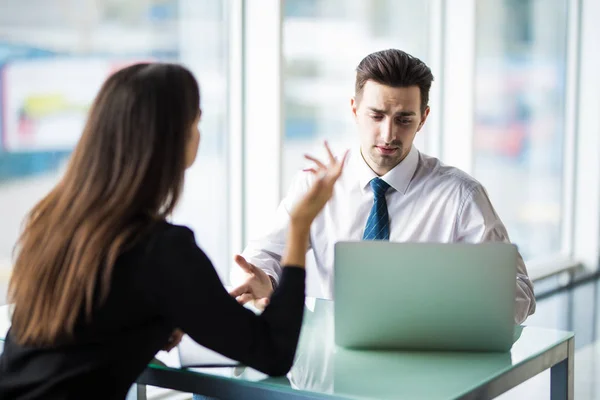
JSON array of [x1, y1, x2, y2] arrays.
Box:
[[355, 49, 434, 113], [9, 63, 200, 345]]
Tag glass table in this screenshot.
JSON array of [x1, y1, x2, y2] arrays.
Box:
[[0, 299, 574, 399]]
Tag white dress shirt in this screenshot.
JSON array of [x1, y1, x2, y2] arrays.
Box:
[[235, 146, 536, 324]]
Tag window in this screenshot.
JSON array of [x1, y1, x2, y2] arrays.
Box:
[[282, 0, 431, 191], [0, 0, 230, 304], [472, 0, 568, 261]]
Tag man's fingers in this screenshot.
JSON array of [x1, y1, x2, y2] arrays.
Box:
[[236, 293, 254, 305], [229, 284, 249, 298], [255, 297, 270, 310], [234, 254, 254, 274]]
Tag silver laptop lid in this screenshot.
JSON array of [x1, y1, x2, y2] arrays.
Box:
[[334, 241, 517, 351]]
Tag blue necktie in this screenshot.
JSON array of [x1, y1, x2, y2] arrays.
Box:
[[363, 178, 391, 241]]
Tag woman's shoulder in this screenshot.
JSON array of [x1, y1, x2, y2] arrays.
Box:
[[124, 220, 200, 263], [151, 220, 194, 236], [145, 221, 197, 248]]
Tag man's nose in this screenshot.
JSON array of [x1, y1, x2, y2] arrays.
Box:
[[380, 119, 394, 144]]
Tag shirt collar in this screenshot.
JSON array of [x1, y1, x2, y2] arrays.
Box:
[[352, 145, 419, 195]]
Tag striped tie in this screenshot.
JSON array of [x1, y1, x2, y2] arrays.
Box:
[[363, 178, 391, 241]]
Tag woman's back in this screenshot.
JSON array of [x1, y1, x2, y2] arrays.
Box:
[[0, 221, 306, 399]]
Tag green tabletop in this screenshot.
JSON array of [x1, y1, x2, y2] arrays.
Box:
[[0, 300, 574, 399], [141, 299, 574, 399]]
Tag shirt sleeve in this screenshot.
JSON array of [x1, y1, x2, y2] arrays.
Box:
[[146, 225, 306, 376], [454, 185, 536, 325], [234, 170, 313, 288]]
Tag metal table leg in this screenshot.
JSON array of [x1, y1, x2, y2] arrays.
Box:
[[551, 338, 574, 400], [126, 384, 147, 400]]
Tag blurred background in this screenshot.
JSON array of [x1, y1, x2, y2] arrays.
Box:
[[1, 0, 600, 398], [0, 0, 594, 288]]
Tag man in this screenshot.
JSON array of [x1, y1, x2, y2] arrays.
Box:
[[230, 48, 536, 324]]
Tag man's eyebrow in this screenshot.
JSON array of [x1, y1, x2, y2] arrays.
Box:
[[397, 111, 417, 117], [368, 107, 386, 114], [368, 107, 416, 117]]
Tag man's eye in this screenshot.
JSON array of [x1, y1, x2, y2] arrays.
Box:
[[370, 115, 383, 121]]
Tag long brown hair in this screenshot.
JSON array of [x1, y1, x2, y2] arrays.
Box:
[[8, 63, 200, 345]]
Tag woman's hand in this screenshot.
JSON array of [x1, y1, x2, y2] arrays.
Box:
[[162, 329, 184, 352], [289, 141, 349, 227]]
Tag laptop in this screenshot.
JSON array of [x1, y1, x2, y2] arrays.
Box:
[[334, 241, 517, 352]]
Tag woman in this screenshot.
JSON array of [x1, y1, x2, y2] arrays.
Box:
[[0, 63, 347, 399]]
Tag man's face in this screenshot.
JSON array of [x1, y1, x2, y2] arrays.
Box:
[[351, 80, 430, 176]]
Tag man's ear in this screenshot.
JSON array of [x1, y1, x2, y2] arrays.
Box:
[[417, 106, 431, 132], [351, 97, 358, 121]]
